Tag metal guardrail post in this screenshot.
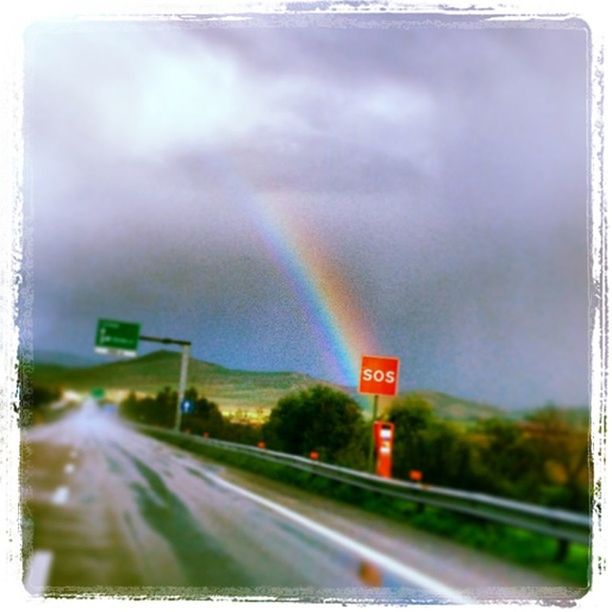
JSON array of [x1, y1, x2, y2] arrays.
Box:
[[555, 538, 570, 562]]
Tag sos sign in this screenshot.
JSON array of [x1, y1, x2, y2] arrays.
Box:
[[359, 355, 400, 396]]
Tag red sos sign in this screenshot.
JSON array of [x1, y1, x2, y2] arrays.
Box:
[[359, 355, 400, 396]]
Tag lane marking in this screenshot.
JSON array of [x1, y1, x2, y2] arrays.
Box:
[[203, 472, 471, 603], [64, 463, 75, 474], [51, 486, 70, 505], [24, 550, 53, 595]]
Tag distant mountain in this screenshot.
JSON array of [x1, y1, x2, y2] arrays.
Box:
[[30, 349, 585, 424], [33, 350, 105, 368], [31, 350, 345, 415], [387, 391, 589, 426], [388, 389, 506, 423], [512, 405, 590, 428]]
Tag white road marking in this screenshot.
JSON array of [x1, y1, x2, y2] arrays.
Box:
[[24, 550, 53, 595], [64, 463, 75, 474], [203, 472, 472, 603], [51, 486, 70, 505]]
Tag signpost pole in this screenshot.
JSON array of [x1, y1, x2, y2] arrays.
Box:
[[359, 354, 400, 474], [95, 320, 193, 429], [367, 394, 379, 473], [175, 343, 191, 431]]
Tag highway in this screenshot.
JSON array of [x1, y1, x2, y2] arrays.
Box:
[[21, 400, 575, 602]]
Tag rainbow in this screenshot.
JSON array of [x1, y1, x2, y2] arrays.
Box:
[[253, 198, 378, 385], [210, 157, 378, 386]]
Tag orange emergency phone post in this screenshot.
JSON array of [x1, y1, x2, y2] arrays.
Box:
[[373, 421, 394, 479]]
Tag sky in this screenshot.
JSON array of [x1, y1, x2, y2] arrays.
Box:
[[23, 13, 590, 409]]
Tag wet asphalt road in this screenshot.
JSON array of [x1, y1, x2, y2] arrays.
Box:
[[20, 401, 576, 602]]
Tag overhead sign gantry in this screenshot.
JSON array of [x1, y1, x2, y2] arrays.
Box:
[[95, 318, 191, 431]]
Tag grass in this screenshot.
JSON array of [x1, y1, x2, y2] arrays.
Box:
[[142, 427, 590, 589]]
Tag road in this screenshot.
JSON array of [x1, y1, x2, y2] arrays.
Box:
[[20, 400, 578, 602]]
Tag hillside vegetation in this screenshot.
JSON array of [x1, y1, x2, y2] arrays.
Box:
[[31, 350, 587, 426], [31, 350, 342, 415]]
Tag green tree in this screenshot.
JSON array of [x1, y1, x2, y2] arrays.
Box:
[[223, 421, 262, 445], [31, 384, 62, 407], [120, 387, 176, 427], [181, 387, 225, 437], [21, 384, 63, 427], [475, 417, 543, 500], [387, 394, 435, 479], [152, 387, 177, 428], [523, 407, 590, 511], [120, 391, 140, 421], [263, 385, 365, 464], [388, 394, 476, 488]]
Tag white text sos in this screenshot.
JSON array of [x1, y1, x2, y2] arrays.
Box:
[[362, 369, 395, 383]]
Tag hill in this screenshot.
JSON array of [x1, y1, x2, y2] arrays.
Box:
[[413, 389, 504, 422], [512, 405, 590, 429], [30, 350, 345, 416], [373, 389, 505, 425], [386, 392, 589, 427], [30, 350, 508, 422], [32, 350, 583, 426], [34, 350, 105, 368]]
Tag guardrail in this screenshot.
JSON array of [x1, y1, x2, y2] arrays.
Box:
[[138, 425, 591, 560]]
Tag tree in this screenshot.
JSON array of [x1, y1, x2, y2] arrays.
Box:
[[31, 384, 62, 407], [474, 417, 543, 499], [120, 391, 140, 421], [263, 385, 366, 464], [119, 386, 262, 443], [387, 394, 435, 479], [119, 387, 177, 428], [152, 387, 177, 428], [21, 384, 63, 427], [522, 407, 590, 510], [223, 421, 262, 445], [180, 387, 224, 437], [387, 394, 476, 488]]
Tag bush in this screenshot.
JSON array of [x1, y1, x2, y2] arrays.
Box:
[[263, 385, 367, 464], [120, 387, 177, 428]]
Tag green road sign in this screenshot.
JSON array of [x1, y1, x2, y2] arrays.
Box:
[[91, 387, 105, 399], [95, 318, 140, 357]]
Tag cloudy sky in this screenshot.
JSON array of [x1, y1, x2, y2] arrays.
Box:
[[24, 13, 590, 409]]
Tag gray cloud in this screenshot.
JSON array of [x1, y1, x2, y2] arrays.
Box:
[[25, 16, 590, 408]]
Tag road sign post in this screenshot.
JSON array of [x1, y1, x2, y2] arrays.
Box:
[[140, 334, 192, 432], [95, 319, 192, 431], [359, 354, 401, 473], [175, 343, 191, 431], [367, 394, 379, 472]]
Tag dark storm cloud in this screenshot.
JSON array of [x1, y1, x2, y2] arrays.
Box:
[[26, 17, 590, 408]]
